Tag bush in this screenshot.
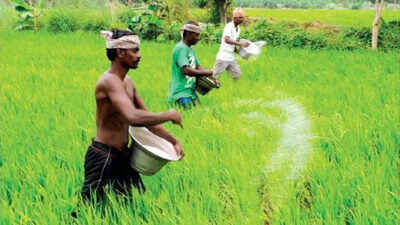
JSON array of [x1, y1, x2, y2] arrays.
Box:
[[192, 0, 208, 8], [162, 21, 183, 42], [128, 12, 164, 40], [29, 6, 399, 51], [342, 27, 371, 48], [47, 11, 79, 33], [117, 8, 138, 23], [200, 24, 223, 43], [380, 20, 400, 50], [82, 16, 111, 32]]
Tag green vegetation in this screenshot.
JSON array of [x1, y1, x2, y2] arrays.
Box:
[[244, 8, 399, 27], [190, 8, 399, 27], [232, 0, 399, 8], [2, 6, 399, 50], [1, 30, 398, 224]]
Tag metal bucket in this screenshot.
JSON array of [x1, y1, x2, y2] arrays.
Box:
[[129, 126, 179, 176], [196, 76, 217, 95]]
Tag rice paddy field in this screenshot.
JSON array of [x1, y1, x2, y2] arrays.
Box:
[[244, 8, 399, 27], [191, 8, 400, 27], [1, 11, 399, 225]]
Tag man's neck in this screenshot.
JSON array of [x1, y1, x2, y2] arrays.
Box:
[[182, 39, 191, 47], [109, 61, 129, 80]]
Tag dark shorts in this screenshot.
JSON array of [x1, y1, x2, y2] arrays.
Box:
[[175, 97, 199, 109], [81, 139, 145, 201]]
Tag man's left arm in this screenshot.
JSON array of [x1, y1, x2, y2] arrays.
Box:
[[133, 89, 178, 145], [196, 65, 220, 88], [132, 85, 184, 158]]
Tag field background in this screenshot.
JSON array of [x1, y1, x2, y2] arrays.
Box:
[[191, 8, 399, 27], [0, 3, 399, 225]]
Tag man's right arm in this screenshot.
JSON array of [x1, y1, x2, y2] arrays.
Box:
[[176, 47, 213, 77], [105, 76, 183, 128], [224, 36, 249, 48], [181, 66, 213, 77], [223, 24, 249, 48]]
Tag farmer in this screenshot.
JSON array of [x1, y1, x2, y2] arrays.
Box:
[[81, 29, 184, 201], [212, 8, 250, 84], [168, 21, 215, 109]]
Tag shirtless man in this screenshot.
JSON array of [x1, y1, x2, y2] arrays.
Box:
[[81, 29, 184, 201]]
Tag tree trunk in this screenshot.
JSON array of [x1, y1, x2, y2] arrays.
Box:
[[33, 8, 39, 32], [218, 0, 227, 24], [372, 0, 385, 49]]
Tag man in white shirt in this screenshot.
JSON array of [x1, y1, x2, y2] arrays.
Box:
[[212, 8, 250, 85]]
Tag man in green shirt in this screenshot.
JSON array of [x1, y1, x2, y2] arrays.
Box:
[[169, 21, 215, 109]]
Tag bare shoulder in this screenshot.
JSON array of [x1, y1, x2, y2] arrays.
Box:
[[96, 72, 121, 98], [124, 75, 135, 86], [124, 75, 137, 93]]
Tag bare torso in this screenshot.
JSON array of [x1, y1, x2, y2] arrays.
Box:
[[95, 73, 136, 150]]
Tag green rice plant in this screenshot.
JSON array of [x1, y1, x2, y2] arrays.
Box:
[[242, 9, 399, 27], [0, 26, 398, 225]]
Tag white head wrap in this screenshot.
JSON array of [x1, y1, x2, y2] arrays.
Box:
[[100, 30, 140, 49], [233, 8, 245, 17], [181, 24, 202, 34]]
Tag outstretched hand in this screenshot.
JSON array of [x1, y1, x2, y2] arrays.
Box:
[[169, 109, 183, 128], [240, 41, 250, 48], [173, 141, 184, 160], [211, 77, 220, 88]]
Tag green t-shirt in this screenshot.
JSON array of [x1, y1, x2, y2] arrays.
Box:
[[169, 41, 200, 102]]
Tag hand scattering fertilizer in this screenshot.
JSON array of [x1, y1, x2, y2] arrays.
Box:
[[238, 39, 267, 60], [129, 126, 180, 176]]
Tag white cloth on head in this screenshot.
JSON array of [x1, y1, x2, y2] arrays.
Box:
[[216, 22, 240, 62], [181, 24, 202, 34], [100, 30, 140, 49]]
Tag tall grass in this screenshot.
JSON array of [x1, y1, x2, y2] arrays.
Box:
[[0, 30, 398, 225], [243, 9, 399, 27], [189, 8, 399, 27], [233, 0, 400, 9]]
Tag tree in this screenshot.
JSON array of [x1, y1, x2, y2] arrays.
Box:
[[211, 0, 232, 24], [372, 0, 385, 49], [12, 0, 45, 31]]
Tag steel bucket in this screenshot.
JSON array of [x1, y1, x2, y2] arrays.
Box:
[[129, 126, 179, 176]]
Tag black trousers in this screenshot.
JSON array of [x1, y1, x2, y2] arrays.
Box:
[[81, 139, 145, 201]]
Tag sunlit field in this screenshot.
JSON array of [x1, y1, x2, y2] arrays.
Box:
[[0, 29, 398, 225], [191, 8, 399, 27]]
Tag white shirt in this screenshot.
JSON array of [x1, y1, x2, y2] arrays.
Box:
[[216, 22, 240, 62]]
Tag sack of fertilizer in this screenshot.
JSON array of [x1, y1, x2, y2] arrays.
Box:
[[238, 39, 266, 60]]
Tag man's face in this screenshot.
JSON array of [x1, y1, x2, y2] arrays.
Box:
[[233, 13, 245, 25], [188, 32, 201, 45], [120, 47, 141, 69]]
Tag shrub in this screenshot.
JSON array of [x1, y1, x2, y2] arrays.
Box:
[[200, 24, 223, 43], [342, 27, 371, 48], [128, 12, 164, 40], [192, 0, 208, 8], [380, 20, 400, 50], [82, 16, 111, 32], [162, 21, 183, 42], [117, 8, 138, 23], [47, 11, 79, 33]]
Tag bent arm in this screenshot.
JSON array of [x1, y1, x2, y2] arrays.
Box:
[[224, 36, 242, 46], [133, 89, 179, 145], [181, 66, 213, 77], [106, 77, 172, 127]]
